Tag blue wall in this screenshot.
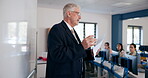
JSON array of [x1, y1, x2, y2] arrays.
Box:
[[112, 14, 122, 50], [112, 9, 148, 50]]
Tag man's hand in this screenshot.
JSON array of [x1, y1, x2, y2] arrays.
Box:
[[81, 35, 97, 49]]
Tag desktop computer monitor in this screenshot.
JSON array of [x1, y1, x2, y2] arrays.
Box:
[[139, 45, 148, 57], [121, 54, 138, 75], [111, 51, 119, 65], [99, 49, 110, 61], [139, 45, 148, 52]]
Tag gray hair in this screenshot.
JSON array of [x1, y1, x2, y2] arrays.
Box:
[[63, 3, 80, 18]]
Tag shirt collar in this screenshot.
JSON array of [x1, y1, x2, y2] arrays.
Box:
[[64, 20, 73, 30]]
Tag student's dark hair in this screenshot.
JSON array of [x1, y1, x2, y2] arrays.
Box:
[[116, 43, 124, 52], [130, 43, 136, 48], [105, 42, 109, 46], [105, 42, 110, 49]]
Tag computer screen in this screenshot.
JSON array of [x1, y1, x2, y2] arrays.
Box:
[[98, 49, 110, 61], [111, 51, 119, 65], [139, 45, 148, 52], [121, 54, 138, 75]]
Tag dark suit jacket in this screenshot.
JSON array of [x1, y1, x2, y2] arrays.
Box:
[[46, 21, 86, 78]]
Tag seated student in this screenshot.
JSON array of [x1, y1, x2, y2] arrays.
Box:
[[128, 43, 143, 67], [128, 43, 137, 56], [128, 44, 148, 69], [127, 43, 146, 73], [95, 42, 112, 59], [115, 43, 126, 67], [116, 43, 125, 57], [104, 42, 112, 54]]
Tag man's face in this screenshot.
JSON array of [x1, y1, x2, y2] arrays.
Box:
[[129, 45, 135, 52], [69, 8, 81, 27]]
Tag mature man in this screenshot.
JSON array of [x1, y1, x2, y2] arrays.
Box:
[[46, 3, 96, 78]]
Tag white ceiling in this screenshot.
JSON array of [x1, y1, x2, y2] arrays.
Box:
[[38, 0, 148, 14]]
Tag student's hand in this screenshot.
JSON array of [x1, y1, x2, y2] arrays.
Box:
[[96, 49, 100, 55], [81, 35, 97, 49]]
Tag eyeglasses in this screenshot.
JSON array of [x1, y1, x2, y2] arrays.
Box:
[[71, 11, 81, 16]]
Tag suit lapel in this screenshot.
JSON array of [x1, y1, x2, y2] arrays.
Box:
[[73, 29, 81, 43], [61, 21, 79, 44]]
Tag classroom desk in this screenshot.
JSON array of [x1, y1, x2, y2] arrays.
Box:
[[93, 57, 145, 78]]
